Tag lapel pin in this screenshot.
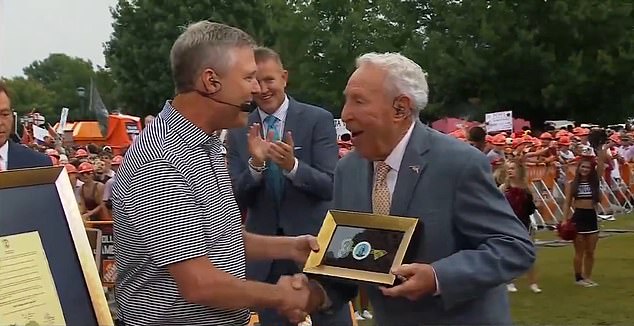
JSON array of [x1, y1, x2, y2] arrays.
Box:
[[409, 165, 421, 174]]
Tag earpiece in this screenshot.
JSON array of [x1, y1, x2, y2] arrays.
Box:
[[395, 107, 406, 117], [206, 78, 222, 95]]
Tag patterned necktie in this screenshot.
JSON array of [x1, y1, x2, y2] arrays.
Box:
[[372, 161, 392, 215], [263, 115, 284, 203]]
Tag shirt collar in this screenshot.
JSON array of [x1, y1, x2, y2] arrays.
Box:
[[382, 121, 416, 172], [258, 95, 289, 123], [161, 101, 219, 150]]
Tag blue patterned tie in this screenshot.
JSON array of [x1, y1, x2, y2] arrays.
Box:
[[263, 115, 284, 203]]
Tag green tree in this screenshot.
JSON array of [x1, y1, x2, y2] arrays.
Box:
[[415, 0, 634, 125], [23, 53, 95, 121], [105, 0, 293, 118], [105, 0, 423, 117], [1, 77, 56, 118], [21, 53, 118, 122], [271, 0, 425, 116]]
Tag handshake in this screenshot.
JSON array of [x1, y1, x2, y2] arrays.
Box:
[[275, 273, 327, 324]]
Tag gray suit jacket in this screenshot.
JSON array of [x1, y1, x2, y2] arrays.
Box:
[[226, 97, 339, 280], [325, 121, 535, 325]]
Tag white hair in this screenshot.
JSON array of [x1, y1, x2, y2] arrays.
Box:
[[355, 52, 429, 116]]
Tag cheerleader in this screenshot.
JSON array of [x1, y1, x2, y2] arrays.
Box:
[[500, 160, 541, 293], [562, 150, 606, 287]]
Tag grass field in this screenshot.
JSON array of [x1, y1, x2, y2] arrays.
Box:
[[358, 215, 634, 326]]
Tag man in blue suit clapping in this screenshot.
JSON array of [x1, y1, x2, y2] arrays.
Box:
[[226, 47, 350, 326]]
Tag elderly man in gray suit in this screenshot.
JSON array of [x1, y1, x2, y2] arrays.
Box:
[[297, 52, 536, 325], [226, 47, 350, 326]]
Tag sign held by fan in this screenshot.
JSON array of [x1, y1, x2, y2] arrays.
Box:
[[485, 110, 513, 133]]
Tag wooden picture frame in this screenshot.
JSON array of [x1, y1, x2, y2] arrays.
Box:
[[303, 210, 420, 286], [0, 166, 113, 326]]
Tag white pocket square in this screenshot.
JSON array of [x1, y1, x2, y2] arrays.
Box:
[[294, 146, 303, 150]]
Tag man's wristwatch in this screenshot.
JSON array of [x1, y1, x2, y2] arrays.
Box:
[[248, 157, 267, 172]]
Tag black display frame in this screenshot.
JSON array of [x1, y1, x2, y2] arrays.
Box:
[[304, 210, 420, 286]]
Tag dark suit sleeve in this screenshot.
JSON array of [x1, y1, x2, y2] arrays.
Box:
[[289, 110, 338, 201], [9, 142, 52, 169], [36, 152, 53, 167], [225, 129, 262, 210], [431, 153, 535, 309]]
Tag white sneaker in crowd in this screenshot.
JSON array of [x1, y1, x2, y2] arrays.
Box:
[[529, 283, 542, 293], [506, 283, 518, 292], [584, 279, 599, 287], [361, 310, 374, 320], [575, 280, 592, 287], [598, 214, 615, 221], [354, 311, 365, 321]]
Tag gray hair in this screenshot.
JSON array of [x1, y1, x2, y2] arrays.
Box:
[[355, 52, 429, 116], [170, 21, 256, 93]]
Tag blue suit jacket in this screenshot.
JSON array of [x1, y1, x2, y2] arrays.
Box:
[[6, 140, 52, 170], [324, 121, 535, 325], [226, 97, 339, 280]]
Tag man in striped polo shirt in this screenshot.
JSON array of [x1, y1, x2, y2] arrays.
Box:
[[112, 21, 327, 326]]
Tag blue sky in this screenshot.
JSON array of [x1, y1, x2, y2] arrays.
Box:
[[0, 0, 117, 77]]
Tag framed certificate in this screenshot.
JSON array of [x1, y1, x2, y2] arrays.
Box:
[[0, 166, 113, 326], [303, 210, 420, 286]]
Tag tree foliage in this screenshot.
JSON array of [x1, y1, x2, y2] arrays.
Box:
[[23, 53, 94, 121], [415, 0, 634, 124], [1, 77, 56, 117], [104, 0, 291, 118], [3, 53, 118, 123], [105, 0, 634, 125], [276, 0, 425, 112]]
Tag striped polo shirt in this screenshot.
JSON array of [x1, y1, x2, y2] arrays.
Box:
[[112, 101, 248, 325]]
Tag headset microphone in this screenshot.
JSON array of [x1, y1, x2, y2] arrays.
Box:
[[195, 89, 258, 113], [209, 97, 258, 113], [240, 101, 258, 113]]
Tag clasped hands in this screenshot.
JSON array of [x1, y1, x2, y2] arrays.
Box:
[[248, 123, 295, 171], [275, 263, 438, 323], [272, 235, 323, 323], [275, 274, 324, 324]]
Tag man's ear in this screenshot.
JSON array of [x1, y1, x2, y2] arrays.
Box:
[[281, 69, 289, 88], [200, 68, 221, 93], [393, 96, 413, 120]]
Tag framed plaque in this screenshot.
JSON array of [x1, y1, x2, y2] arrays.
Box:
[[303, 210, 420, 286], [0, 166, 114, 326]]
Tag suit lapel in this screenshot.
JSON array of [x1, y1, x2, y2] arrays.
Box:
[[6, 141, 17, 170], [248, 110, 261, 129], [283, 97, 301, 139], [390, 121, 432, 217]]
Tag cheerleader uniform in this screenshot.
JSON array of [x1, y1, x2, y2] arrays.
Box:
[[572, 181, 599, 234]]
